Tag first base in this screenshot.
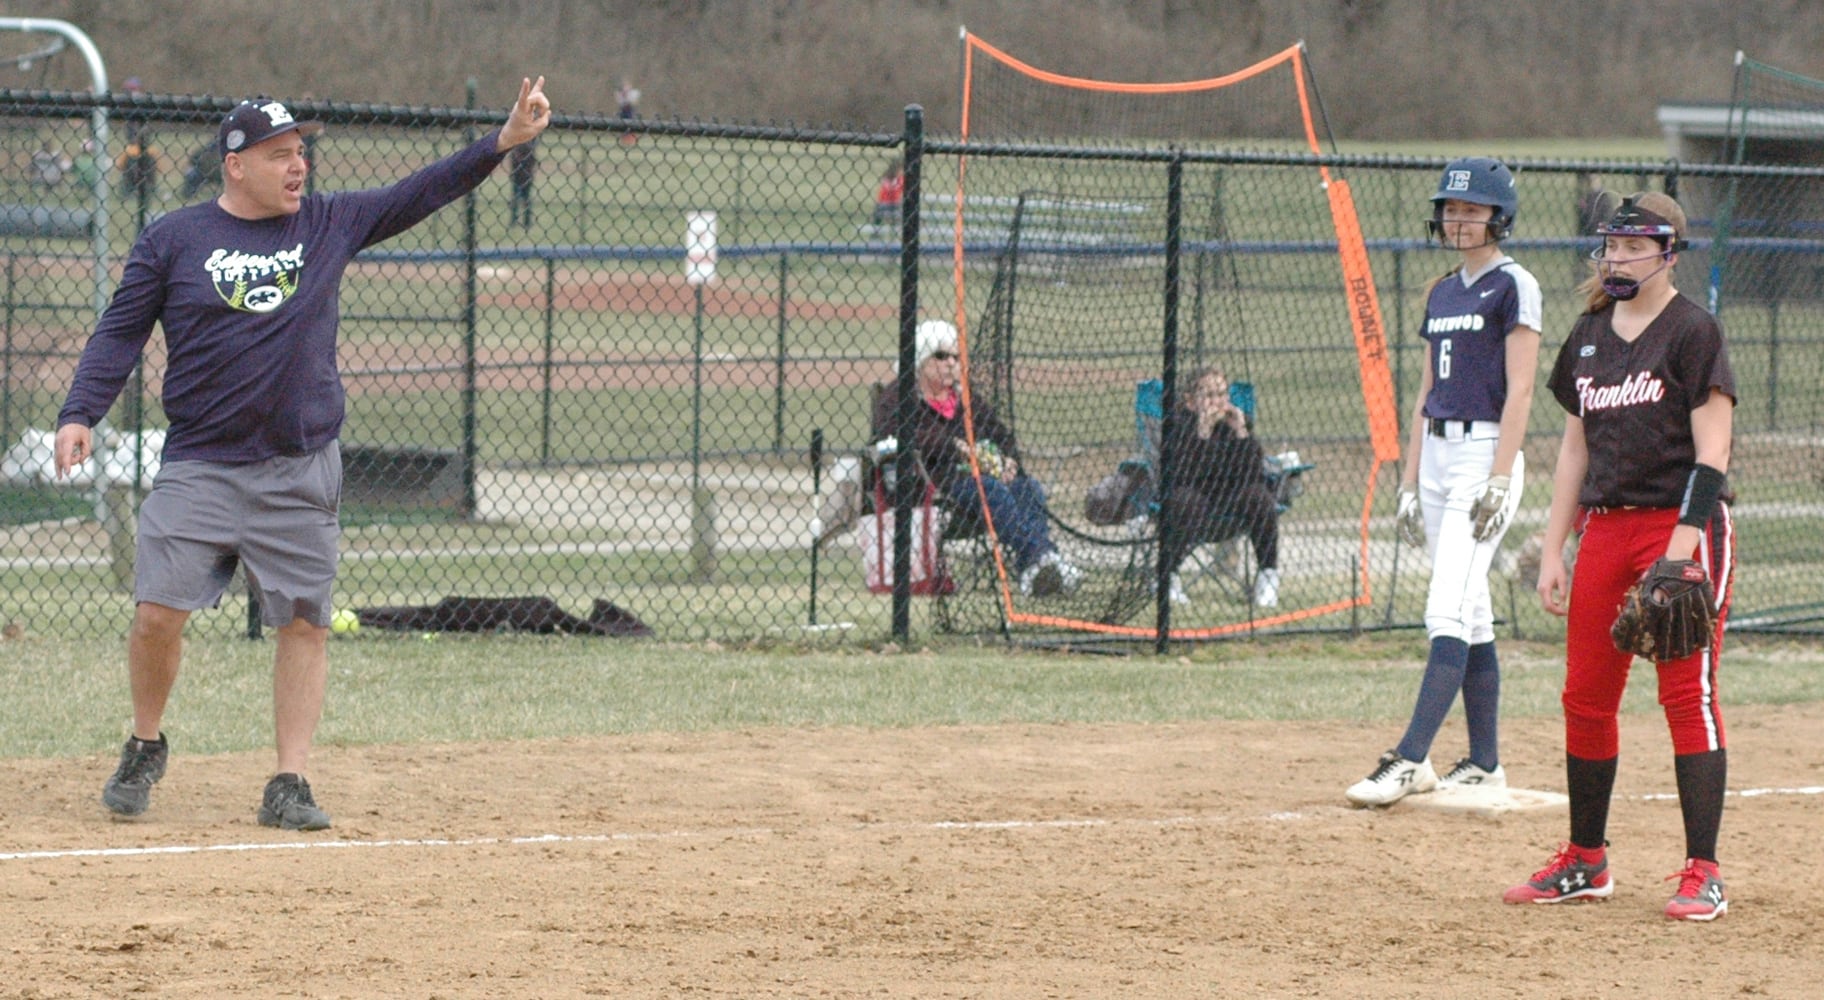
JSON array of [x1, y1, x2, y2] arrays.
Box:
[[1403, 785, 1568, 818]]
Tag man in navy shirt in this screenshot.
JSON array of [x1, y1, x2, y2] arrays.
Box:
[[55, 76, 552, 830]]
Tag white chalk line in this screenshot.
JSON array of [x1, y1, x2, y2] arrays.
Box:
[[5, 785, 1818, 864], [0, 812, 1246, 865], [0, 827, 775, 863], [1635, 784, 1824, 802]]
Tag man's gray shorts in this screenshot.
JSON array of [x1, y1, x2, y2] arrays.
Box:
[[135, 443, 342, 628]]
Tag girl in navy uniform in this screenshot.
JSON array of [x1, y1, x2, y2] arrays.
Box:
[[1505, 192, 1736, 921], [1347, 158, 1541, 807]]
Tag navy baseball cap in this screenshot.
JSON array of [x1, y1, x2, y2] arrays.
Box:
[[218, 98, 322, 160]]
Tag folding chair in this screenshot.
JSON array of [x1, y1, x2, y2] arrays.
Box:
[[1129, 377, 1314, 598]]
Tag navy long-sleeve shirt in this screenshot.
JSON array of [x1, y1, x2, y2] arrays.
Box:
[[60, 130, 509, 463]]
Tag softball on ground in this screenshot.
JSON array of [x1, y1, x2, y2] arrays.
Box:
[[330, 609, 361, 634]]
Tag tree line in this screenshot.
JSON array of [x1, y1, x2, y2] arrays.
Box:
[[9, 0, 1821, 139]]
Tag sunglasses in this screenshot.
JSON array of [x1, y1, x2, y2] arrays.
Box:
[[929, 350, 958, 361]]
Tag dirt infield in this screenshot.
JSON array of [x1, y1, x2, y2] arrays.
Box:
[[3, 703, 1820, 997]]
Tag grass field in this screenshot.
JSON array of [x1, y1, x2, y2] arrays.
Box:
[[5, 629, 1824, 760]]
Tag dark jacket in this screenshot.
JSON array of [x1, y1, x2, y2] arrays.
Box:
[[1162, 410, 1266, 504], [871, 382, 1019, 493]]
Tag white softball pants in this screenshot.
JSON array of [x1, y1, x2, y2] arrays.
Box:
[[1417, 422, 1524, 644]]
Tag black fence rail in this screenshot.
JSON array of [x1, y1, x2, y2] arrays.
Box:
[[2, 89, 1821, 647]]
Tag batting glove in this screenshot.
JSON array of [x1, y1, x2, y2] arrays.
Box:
[[1396, 486, 1425, 548], [1470, 474, 1512, 542]]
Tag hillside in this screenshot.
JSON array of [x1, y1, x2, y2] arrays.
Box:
[[5, 0, 1823, 138]]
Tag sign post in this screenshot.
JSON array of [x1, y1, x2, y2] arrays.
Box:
[[685, 212, 718, 583]]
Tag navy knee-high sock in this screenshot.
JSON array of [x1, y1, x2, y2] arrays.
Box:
[[1462, 641, 1501, 770], [1396, 636, 1469, 763]]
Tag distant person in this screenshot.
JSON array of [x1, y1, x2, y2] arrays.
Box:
[[617, 78, 641, 144], [871, 162, 904, 227], [509, 137, 537, 228], [55, 77, 552, 832], [179, 142, 223, 200], [1345, 157, 1540, 808], [120, 76, 148, 146], [1156, 365, 1281, 608], [1573, 172, 1606, 282], [30, 141, 71, 187], [116, 137, 161, 205], [617, 78, 641, 120], [1574, 173, 1605, 235]]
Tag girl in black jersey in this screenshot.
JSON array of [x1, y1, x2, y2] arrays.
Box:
[[1504, 192, 1737, 921]]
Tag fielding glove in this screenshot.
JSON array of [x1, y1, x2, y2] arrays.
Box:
[[1610, 558, 1717, 662]]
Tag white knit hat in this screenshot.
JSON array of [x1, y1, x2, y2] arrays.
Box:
[[914, 319, 959, 369]]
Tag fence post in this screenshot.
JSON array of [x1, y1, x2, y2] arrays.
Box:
[[2, 252, 12, 458], [808, 428, 824, 625], [246, 575, 262, 640], [1154, 152, 1184, 656], [891, 105, 923, 644], [1767, 295, 1779, 431], [774, 252, 789, 455], [1391, 247, 1407, 416], [690, 280, 718, 583], [541, 255, 555, 465], [460, 78, 479, 518]]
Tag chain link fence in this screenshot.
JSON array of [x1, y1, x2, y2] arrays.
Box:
[[2, 90, 1821, 646]]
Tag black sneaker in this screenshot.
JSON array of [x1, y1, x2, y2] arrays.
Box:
[[258, 773, 332, 831], [101, 733, 168, 817]]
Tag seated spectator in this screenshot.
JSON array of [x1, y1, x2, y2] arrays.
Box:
[[871, 320, 1080, 597], [1157, 365, 1281, 607], [72, 139, 101, 189], [116, 139, 161, 203]]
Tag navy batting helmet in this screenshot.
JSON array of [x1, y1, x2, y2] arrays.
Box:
[[1428, 156, 1517, 243]]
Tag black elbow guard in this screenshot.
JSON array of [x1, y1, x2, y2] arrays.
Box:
[[1678, 463, 1727, 528]]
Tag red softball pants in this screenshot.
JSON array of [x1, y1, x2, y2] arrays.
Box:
[[1562, 504, 1736, 759]]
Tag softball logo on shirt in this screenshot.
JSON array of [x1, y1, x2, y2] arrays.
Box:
[[205, 244, 305, 313]]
